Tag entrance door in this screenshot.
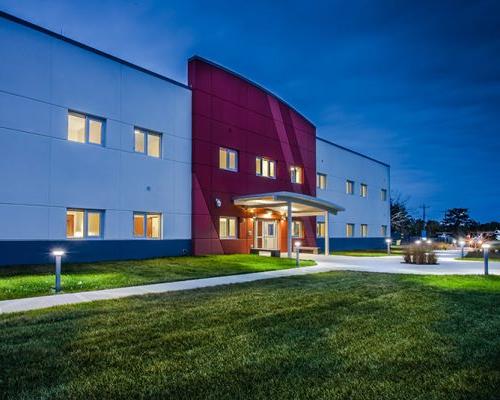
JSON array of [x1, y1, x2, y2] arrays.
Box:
[[254, 220, 278, 250]]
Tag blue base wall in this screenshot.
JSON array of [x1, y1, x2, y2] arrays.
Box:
[[316, 237, 386, 251], [0, 240, 192, 266]]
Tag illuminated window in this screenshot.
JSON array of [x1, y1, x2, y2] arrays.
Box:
[[360, 183, 368, 198], [346, 180, 354, 195], [346, 223, 355, 237], [256, 157, 276, 178], [381, 225, 388, 236], [68, 112, 104, 145], [316, 173, 327, 189], [134, 128, 161, 158], [66, 209, 103, 239], [219, 147, 238, 171], [292, 220, 303, 238], [381, 189, 387, 201], [290, 166, 303, 184], [219, 217, 237, 239], [361, 224, 368, 237], [133, 212, 161, 238], [316, 222, 325, 238]]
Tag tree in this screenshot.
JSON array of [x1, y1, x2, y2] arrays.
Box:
[[390, 194, 414, 237], [441, 208, 476, 236], [425, 220, 441, 237]]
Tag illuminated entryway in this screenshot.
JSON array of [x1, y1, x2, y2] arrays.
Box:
[[254, 219, 279, 250]]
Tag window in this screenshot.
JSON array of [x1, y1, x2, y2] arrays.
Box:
[[256, 157, 276, 179], [219, 147, 238, 171], [316, 222, 325, 238], [133, 212, 161, 238], [292, 220, 303, 238], [66, 209, 103, 239], [381, 225, 388, 237], [346, 223, 355, 237], [134, 128, 161, 158], [381, 189, 387, 201], [219, 217, 237, 239], [290, 166, 303, 184], [68, 112, 104, 145], [346, 180, 354, 195], [361, 224, 368, 237], [317, 173, 327, 189], [360, 183, 368, 198]]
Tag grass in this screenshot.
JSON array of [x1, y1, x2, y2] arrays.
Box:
[[331, 248, 402, 257], [0, 255, 315, 301], [0, 272, 499, 399], [458, 250, 500, 262]]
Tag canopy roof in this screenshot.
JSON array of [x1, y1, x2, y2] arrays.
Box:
[[233, 191, 345, 216]]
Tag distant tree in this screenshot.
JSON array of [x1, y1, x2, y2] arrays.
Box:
[[425, 219, 441, 237], [441, 208, 476, 236], [412, 218, 425, 236], [390, 194, 414, 237]]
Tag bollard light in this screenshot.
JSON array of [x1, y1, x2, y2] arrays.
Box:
[[426, 239, 432, 245], [415, 240, 422, 245], [459, 240, 465, 259], [482, 243, 491, 276], [52, 249, 65, 293], [385, 238, 392, 255], [294, 241, 302, 267]]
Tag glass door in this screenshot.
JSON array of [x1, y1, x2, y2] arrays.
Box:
[[254, 220, 278, 250]]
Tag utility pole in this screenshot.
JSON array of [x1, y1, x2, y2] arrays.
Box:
[[420, 204, 430, 239]]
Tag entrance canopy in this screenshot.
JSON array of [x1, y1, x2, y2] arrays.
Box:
[[233, 191, 345, 216]]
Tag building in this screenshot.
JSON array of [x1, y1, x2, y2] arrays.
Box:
[[0, 11, 390, 265]]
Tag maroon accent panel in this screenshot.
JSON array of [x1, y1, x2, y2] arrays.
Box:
[[189, 58, 317, 255]]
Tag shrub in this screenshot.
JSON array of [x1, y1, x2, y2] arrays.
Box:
[[402, 244, 438, 265]]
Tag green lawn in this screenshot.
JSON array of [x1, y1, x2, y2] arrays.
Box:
[[1, 272, 499, 399], [456, 250, 500, 262], [0, 255, 314, 301]]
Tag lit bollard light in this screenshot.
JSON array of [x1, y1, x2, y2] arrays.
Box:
[[52, 250, 65, 293], [385, 238, 392, 255], [294, 241, 301, 267], [415, 240, 422, 245], [482, 243, 490, 276], [459, 240, 465, 258]]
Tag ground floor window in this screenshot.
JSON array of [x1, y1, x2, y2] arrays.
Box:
[[346, 223, 355, 237], [134, 212, 161, 239], [66, 209, 103, 239], [316, 222, 325, 238], [381, 225, 388, 236], [219, 217, 237, 239], [292, 220, 303, 238], [361, 224, 368, 237]]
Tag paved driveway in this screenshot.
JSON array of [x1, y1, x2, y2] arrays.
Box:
[[300, 250, 499, 275]]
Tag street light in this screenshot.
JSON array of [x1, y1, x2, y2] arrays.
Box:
[[52, 249, 65, 293], [459, 240, 465, 258], [294, 241, 301, 267], [482, 243, 491, 276], [385, 238, 392, 255]]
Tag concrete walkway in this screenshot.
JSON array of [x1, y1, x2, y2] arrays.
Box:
[[0, 250, 497, 314]]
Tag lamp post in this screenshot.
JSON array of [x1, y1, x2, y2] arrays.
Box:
[[482, 243, 491, 276], [294, 241, 301, 267], [385, 238, 391, 255], [459, 240, 465, 259], [52, 250, 65, 293]]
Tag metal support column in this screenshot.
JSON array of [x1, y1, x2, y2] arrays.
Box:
[[287, 201, 292, 258], [324, 211, 329, 255]]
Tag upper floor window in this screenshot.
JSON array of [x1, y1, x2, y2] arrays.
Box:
[[317, 173, 327, 189], [133, 212, 161, 239], [381, 225, 388, 237], [68, 112, 104, 145], [66, 209, 103, 239], [381, 189, 388, 201], [292, 220, 303, 238], [219, 216, 237, 239], [290, 166, 303, 184], [346, 180, 354, 195], [134, 128, 161, 158], [256, 157, 276, 179], [360, 183, 368, 198], [219, 147, 238, 172], [316, 221, 325, 238], [361, 224, 368, 237], [346, 223, 355, 237]]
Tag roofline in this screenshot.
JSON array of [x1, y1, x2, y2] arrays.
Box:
[[189, 55, 315, 127], [316, 136, 390, 168], [0, 10, 191, 90]]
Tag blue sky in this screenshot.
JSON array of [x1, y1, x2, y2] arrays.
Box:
[[1, 0, 499, 221]]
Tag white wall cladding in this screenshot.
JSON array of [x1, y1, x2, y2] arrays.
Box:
[[316, 139, 391, 238], [0, 17, 192, 240]]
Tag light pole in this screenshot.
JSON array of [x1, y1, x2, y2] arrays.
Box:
[[482, 243, 491, 276], [385, 238, 391, 255], [294, 241, 301, 267], [459, 240, 465, 259], [52, 250, 65, 293]]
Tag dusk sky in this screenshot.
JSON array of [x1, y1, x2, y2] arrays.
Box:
[[1, 0, 498, 222]]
